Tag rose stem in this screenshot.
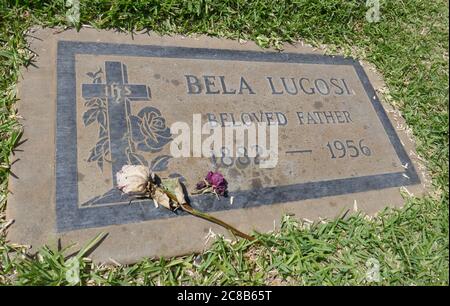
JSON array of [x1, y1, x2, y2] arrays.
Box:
[[180, 203, 255, 241], [163, 188, 255, 241]]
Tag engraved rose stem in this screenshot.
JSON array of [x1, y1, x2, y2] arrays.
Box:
[[124, 98, 138, 159]]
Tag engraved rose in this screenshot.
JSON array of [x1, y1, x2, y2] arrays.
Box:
[[130, 107, 172, 152]]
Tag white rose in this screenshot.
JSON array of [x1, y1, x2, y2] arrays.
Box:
[[116, 165, 150, 194]]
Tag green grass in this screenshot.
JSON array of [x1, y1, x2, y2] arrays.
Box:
[[0, 0, 448, 285]]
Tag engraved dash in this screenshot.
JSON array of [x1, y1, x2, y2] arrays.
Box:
[[285, 149, 313, 154]]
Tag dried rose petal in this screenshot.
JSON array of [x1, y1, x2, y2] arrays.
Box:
[[205, 171, 222, 186], [152, 188, 171, 210], [196, 180, 207, 190], [214, 184, 227, 196], [116, 165, 150, 194], [205, 171, 228, 196]]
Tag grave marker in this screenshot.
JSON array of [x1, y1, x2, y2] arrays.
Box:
[[6, 29, 425, 263]]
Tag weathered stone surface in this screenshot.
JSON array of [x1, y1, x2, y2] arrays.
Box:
[[6, 28, 426, 264]]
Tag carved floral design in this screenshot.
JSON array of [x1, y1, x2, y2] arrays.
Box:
[[82, 65, 180, 179], [130, 107, 172, 153]]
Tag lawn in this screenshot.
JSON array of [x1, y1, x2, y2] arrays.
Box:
[[0, 0, 448, 285]]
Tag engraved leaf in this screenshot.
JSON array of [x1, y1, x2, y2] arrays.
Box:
[[102, 138, 110, 156], [99, 125, 108, 138], [98, 98, 106, 107], [97, 157, 104, 171], [87, 136, 108, 162], [87, 147, 101, 162], [83, 108, 99, 126], [84, 98, 100, 108], [168, 172, 186, 183], [150, 155, 171, 172], [87, 136, 109, 171], [93, 67, 103, 77], [127, 151, 148, 167], [86, 68, 103, 81], [96, 108, 107, 127]]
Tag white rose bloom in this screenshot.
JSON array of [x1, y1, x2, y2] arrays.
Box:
[[116, 165, 150, 194]]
